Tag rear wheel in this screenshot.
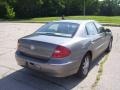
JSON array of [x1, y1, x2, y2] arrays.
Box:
[[76, 53, 91, 78]]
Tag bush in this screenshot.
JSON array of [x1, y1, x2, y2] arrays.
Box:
[[6, 5, 15, 19], [0, 2, 15, 19]]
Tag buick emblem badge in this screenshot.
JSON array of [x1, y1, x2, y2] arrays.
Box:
[[30, 45, 35, 50]]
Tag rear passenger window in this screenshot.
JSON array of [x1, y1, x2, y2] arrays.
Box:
[[94, 22, 105, 33], [86, 22, 98, 35]]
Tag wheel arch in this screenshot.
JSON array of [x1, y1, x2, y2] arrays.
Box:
[[85, 50, 92, 60]]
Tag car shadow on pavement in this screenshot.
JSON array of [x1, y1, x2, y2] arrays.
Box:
[[0, 68, 83, 90], [90, 52, 109, 70], [0, 52, 108, 90]]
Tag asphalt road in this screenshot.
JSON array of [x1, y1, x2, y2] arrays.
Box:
[[0, 23, 120, 90]]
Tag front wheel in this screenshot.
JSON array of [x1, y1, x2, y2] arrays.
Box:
[[76, 53, 91, 78], [106, 39, 112, 53]]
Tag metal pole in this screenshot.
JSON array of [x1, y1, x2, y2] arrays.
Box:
[[84, 0, 86, 16]]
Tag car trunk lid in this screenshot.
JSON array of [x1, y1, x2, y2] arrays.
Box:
[[18, 34, 71, 60]]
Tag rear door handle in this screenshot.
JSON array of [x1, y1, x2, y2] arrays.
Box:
[[91, 40, 96, 44], [91, 37, 101, 44]]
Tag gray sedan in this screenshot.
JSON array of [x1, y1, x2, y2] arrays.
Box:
[[15, 20, 113, 78]]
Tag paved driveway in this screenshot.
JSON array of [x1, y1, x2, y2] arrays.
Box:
[[0, 23, 120, 90]]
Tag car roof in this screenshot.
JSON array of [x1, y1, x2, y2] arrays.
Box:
[[55, 20, 95, 24]]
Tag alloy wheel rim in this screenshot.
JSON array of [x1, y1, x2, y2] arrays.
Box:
[[82, 56, 90, 75]]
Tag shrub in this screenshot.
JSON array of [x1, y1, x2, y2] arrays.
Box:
[[0, 2, 15, 19], [6, 5, 15, 19]]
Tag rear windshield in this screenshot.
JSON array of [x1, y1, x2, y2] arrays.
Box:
[[36, 22, 79, 37]]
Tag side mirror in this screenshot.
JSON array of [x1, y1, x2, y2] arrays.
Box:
[[99, 27, 105, 33], [105, 28, 111, 32], [99, 27, 105, 30]]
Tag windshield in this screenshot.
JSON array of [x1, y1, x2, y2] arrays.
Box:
[[36, 22, 79, 37]]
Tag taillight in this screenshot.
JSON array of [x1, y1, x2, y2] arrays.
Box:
[[52, 45, 71, 58]]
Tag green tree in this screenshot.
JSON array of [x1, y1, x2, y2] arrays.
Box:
[[64, 0, 99, 16], [85, 0, 100, 15], [14, 0, 43, 18], [0, 0, 120, 19], [64, 0, 83, 15], [99, 0, 120, 16], [0, 2, 7, 18], [111, 0, 120, 15], [41, 0, 65, 16]]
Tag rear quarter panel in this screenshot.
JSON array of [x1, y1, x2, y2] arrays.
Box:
[[62, 37, 92, 65]]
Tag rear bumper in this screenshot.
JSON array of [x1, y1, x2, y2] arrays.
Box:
[[15, 51, 80, 77]]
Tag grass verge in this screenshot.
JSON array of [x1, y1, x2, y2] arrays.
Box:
[[91, 54, 109, 90], [0, 16, 120, 25]]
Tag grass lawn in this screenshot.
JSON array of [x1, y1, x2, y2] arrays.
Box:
[[1, 16, 120, 25]]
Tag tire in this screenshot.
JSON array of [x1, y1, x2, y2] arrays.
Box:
[[76, 53, 91, 78], [106, 39, 112, 53]]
